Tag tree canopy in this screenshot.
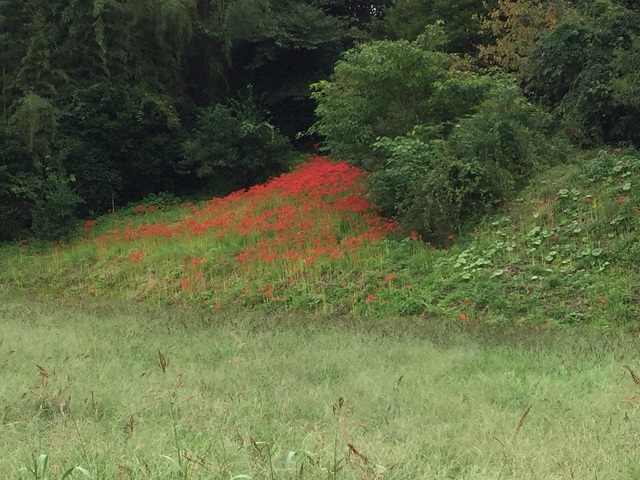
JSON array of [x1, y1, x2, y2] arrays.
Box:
[[1, 0, 638, 242]]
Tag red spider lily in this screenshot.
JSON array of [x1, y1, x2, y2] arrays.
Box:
[[97, 158, 398, 268], [127, 249, 146, 264], [133, 205, 155, 214], [79, 157, 413, 309], [189, 257, 206, 266], [180, 277, 192, 292]]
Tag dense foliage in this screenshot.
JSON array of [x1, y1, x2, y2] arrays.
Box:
[[312, 0, 640, 243], [3, 148, 639, 327], [1, 0, 639, 242], [0, 0, 377, 240], [311, 27, 566, 242]]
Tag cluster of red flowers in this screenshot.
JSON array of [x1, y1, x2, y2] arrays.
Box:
[[127, 249, 146, 264], [95, 157, 400, 271], [83, 220, 96, 232], [133, 205, 157, 214]]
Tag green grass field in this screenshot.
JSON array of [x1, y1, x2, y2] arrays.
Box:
[[1, 153, 640, 478], [3, 297, 640, 479]]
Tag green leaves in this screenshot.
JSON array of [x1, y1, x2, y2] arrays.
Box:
[[422, 80, 559, 234], [179, 99, 292, 192], [317, 60, 562, 243], [61, 465, 92, 479], [10, 94, 57, 169], [310, 25, 453, 166], [21, 453, 92, 480], [523, 2, 640, 148]]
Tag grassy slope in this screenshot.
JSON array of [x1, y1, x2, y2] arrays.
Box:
[[2, 299, 640, 479], [1, 151, 640, 479], [1, 150, 639, 328]]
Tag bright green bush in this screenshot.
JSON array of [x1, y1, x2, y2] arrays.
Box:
[[370, 81, 564, 242], [312, 27, 566, 242], [310, 25, 453, 169], [441, 82, 562, 231]]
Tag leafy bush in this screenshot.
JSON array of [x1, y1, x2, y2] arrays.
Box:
[[313, 28, 566, 242], [439, 82, 562, 231], [180, 97, 293, 193], [30, 172, 82, 241], [310, 25, 453, 169]]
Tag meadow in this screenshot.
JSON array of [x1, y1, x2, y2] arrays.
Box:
[[3, 298, 640, 479], [1, 152, 640, 478]]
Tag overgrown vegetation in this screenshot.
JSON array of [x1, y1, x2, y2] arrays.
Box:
[[1, 149, 638, 328], [0, 0, 381, 240], [2, 0, 639, 242], [3, 299, 640, 479], [2, 2, 640, 475]]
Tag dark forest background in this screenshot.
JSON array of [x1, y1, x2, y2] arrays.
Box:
[[1, 0, 639, 241]]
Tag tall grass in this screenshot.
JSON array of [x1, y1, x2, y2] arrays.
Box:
[[2, 298, 640, 479]]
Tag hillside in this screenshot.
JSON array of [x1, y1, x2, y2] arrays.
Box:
[[1, 150, 639, 328]]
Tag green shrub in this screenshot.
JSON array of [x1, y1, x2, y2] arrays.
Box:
[[310, 24, 453, 169], [30, 172, 81, 241], [352, 77, 565, 242], [180, 97, 293, 192], [312, 25, 569, 243]]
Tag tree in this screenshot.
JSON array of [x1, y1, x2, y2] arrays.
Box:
[[372, 0, 495, 54], [223, 0, 349, 139], [179, 96, 293, 194], [312, 26, 564, 242], [0, 123, 34, 240], [310, 25, 453, 168], [523, 1, 640, 147], [0, 0, 377, 240], [475, 0, 570, 71]]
